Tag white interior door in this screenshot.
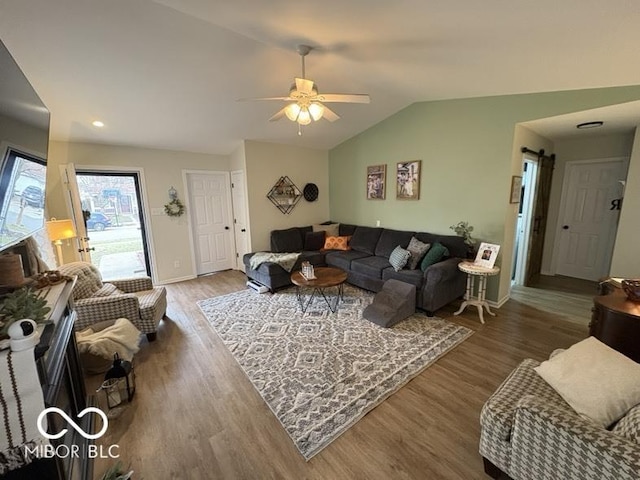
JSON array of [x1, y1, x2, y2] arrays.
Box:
[[59, 163, 91, 262], [231, 170, 250, 272], [187, 172, 234, 275], [554, 159, 627, 280]]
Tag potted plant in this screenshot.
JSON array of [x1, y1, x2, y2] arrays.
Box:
[[450, 221, 477, 259], [0, 287, 51, 338]]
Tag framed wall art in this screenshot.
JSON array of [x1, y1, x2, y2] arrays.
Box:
[[396, 160, 421, 200], [366, 164, 386, 200], [510, 175, 522, 204]]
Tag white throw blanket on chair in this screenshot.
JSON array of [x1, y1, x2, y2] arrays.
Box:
[[76, 318, 141, 362]]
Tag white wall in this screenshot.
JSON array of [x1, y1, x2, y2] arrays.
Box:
[[610, 127, 640, 277], [244, 140, 330, 251], [47, 141, 229, 283], [542, 132, 635, 274]]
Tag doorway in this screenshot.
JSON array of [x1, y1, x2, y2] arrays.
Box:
[[512, 158, 538, 285], [185, 171, 235, 275], [60, 164, 152, 280], [552, 158, 627, 281]]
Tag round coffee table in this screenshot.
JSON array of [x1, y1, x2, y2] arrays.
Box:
[[290, 266, 348, 313]]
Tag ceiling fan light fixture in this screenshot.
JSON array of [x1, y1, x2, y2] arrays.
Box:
[[284, 103, 301, 122], [308, 102, 324, 121], [297, 107, 312, 125]]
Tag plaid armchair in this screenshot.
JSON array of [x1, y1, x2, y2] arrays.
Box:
[[59, 261, 167, 341], [479, 358, 640, 480]]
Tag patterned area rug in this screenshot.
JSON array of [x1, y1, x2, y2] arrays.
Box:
[[197, 285, 472, 460]]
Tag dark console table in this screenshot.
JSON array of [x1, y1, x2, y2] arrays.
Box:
[[4, 279, 94, 480], [591, 284, 640, 363]]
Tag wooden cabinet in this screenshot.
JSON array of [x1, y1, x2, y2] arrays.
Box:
[[590, 288, 640, 363]]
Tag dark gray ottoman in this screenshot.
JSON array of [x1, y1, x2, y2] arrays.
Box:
[[363, 279, 416, 327]]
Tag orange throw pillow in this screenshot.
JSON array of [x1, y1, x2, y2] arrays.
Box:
[[323, 235, 351, 251]]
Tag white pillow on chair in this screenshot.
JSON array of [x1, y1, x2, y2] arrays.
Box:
[[534, 336, 640, 428]]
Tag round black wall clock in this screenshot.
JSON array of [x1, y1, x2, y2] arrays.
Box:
[[303, 183, 319, 202]]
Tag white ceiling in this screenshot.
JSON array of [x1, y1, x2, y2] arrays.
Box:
[[1, 0, 639, 155]]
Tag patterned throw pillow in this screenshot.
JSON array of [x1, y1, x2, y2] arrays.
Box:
[[420, 242, 450, 271], [323, 235, 351, 251], [406, 237, 431, 270], [389, 245, 411, 272]]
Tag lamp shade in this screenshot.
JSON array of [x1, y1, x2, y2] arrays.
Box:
[[308, 102, 324, 121], [46, 218, 77, 242], [284, 103, 301, 122]]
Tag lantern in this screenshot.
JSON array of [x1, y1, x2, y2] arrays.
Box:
[[100, 353, 136, 409]]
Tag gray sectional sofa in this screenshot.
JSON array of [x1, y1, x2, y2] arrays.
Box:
[[243, 223, 467, 315]]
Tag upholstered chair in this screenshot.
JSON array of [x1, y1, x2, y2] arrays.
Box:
[[59, 261, 167, 341]]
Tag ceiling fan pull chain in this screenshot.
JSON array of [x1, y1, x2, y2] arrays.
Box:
[[298, 123, 302, 136]]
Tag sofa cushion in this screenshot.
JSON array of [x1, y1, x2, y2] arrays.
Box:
[[350, 226, 383, 255], [339, 223, 358, 236], [415, 232, 466, 259], [389, 245, 411, 272], [374, 229, 415, 258], [534, 336, 640, 428], [323, 235, 351, 251], [382, 267, 424, 288], [420, 242, 449, 271], [351, 256, 391, 279], [304, 231, 326, 251], [313, 223, 339, 237], [298, 251, 326, 266], [325, 250, 370, 270], [406, 237, 431, 269], [271, 227, 305, 252]]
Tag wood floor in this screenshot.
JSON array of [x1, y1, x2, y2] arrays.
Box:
[[90, 271, 590, 480]]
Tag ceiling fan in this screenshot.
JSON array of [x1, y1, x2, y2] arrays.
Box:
[[242, 45, 370, 133]]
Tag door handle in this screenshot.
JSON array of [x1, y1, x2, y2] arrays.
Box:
[[562, 225, 569, 230], [241, 228, 246, 232], [224, 226, 230, 230]]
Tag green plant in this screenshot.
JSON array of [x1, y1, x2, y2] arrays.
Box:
[[450, 221, 476, 247], [0, 287, 51, 336], [100, 461, 134, 480]]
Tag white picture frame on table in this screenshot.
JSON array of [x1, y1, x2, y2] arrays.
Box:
[[474, 242, 500, 269]]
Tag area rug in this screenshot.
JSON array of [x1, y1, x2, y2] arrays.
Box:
[[197, 285, 472, 460]]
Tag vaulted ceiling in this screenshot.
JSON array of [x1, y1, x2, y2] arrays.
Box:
[[1, 1, 639, 155]]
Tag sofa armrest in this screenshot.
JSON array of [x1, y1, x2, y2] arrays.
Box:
[[110, 277, 154, 293], [422, 257, 462, 284], [74, 295, 141, 331], [510, 395, 640, 480]]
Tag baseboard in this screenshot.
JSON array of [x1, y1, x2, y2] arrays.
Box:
[[487, 294, 510, 309], [540, 269, 555, 276], [157, 274, 196, 285]]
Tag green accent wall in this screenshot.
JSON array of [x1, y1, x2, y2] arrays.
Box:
[[329, 85, 640, 302]]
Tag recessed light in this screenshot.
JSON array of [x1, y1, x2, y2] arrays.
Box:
[[92, 120, 105, 128], [576, 121, 603, 129]]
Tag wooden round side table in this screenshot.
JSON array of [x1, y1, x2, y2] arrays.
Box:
[[453, 261, 500, 324]]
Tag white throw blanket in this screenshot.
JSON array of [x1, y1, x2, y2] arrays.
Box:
[[76, 318, 141, 362], [249, 252, 301, 272]]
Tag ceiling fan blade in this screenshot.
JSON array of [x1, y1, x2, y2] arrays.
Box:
[[268, 107, 287, 122], [322, 106, 340, 122], [238, 96, 293, 102], [317, 93, 370, 104], [295, 78, 315, 94]]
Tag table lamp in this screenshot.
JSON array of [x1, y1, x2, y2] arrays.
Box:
[[46, 218, 77, 266]]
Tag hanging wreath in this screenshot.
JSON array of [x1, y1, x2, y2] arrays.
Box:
[[164, 198, 185, 217]]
